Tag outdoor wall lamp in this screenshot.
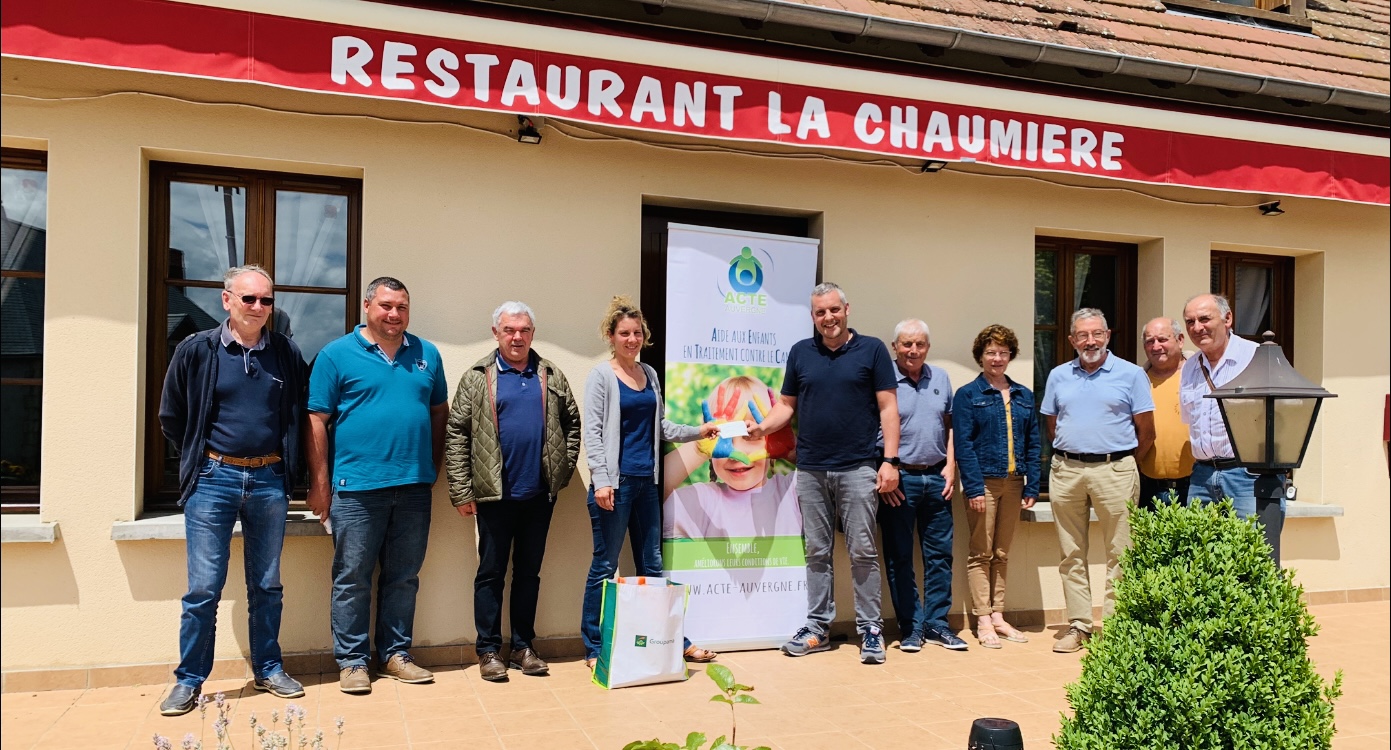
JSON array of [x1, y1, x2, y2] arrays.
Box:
[[1205, 331, 1336, 565], [922, 159, 949, 173], [516, 115, 543, 144], [1258, 201, 1284, 216]]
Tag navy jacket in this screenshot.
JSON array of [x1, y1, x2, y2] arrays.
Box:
[[159, 327, 309, 504], [952, 373, 1041, 499]]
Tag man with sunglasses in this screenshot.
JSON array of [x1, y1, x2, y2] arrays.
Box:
[[1040, 308, 1154, 654], [157, 265, 309, 715]]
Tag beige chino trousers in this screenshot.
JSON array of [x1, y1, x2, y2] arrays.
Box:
[[1049, 455, 1138, 632], [965, 476, 1025, 616]]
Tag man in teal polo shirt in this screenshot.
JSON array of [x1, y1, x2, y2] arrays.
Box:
[[307, 277, 449, 694]]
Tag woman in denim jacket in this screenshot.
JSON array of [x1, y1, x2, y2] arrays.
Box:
[[952, 325, 1040, 648]]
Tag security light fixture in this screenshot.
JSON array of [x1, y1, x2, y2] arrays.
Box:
[[1258, 201, 1284, 216], [517, 116, 543, 145], [921, 160, 949, 173], [1205, 331, 1336, 564]]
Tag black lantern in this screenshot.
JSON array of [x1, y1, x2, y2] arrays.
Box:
[[1204, 331, 1336, 564]]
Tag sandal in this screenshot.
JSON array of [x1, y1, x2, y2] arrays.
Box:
[[584, 658, 596, 670], [994, 623, 1029, 643], [683, 645, 719, 663], [976, 624, 1003, 650]]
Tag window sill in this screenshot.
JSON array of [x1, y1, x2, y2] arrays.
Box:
[[110, 511, 328, 541], [1, 515, 60, 544], [1021, 499, 1343, 523]]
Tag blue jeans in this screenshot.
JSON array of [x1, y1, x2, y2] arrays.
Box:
[[1187, 463, 1277, 519], [330, 483, 433, 669], [878, 470, 953, 636], [176, 458, 289, 688], [580, 476, 663, 659]]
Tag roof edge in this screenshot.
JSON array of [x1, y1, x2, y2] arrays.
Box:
[[636, 0, 1391, 113]]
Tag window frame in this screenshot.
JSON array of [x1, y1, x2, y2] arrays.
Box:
[[1034, 236, 1139, 375], [1161, 0, 1311, 30], [144, 161, 362, 510], [1210, 249, 1295, 363], [0, 148, 49, 513]]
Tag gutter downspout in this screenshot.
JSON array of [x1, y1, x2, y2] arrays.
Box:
[[640, 0, 1389, 113]]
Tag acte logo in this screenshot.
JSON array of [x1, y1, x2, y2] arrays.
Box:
[[728, 247, 764, 294], [724, 247, 768, 309]]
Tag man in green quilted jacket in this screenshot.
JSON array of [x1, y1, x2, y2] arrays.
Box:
[[445, 301, 581, 682]]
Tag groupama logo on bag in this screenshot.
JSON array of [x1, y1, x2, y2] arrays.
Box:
[[722, 246, 769, 311], [633, 635, 675, 647]]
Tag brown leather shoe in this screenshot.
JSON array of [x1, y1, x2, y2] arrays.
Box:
[[1053, 625, 1091, 653], [508, 647, 550, 676], [377, 652, 433, 684], [478, 651, 509, 682], [339, 665, 371, 694]]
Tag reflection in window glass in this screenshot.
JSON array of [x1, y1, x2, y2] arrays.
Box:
[[1033, 330, 1054, 400], [1034, 251, 1056, 326], [1233, 265, 1274, 337], [2, 158, 47, 499], [274, 292, 346, 363], [166, 287, 228, 359], [275, 192, 349, 288], [1074, 253, 1118, 320], [169, 182, 245, 282]]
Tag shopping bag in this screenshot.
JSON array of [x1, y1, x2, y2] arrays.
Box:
[[593, 576, 688, 689]]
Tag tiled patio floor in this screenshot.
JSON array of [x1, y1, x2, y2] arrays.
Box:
[[3, 600, 1386, 749]]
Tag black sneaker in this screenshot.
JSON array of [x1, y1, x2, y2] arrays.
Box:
[[898, 631, 925, 653], [781, 627, 832, 657], [860, 627, 886, 664], [159, 684, 200, 717], [924, 626, 969, 651]]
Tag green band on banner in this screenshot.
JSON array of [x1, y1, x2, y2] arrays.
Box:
[[662, 536, 806, 571]]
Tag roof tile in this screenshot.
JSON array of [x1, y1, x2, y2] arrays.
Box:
[[791, 0, 1391, 93]]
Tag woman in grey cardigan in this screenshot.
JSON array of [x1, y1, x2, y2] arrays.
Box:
[[580, 296, 720, 668]]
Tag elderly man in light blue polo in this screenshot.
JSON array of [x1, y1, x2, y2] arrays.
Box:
[[1040, 308, 1154, 653], [877, 318, 966, 653]]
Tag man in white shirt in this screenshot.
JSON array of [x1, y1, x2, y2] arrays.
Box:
[[1179, 293, 1284, 560]]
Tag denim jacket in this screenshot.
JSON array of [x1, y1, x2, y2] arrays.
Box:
[[952, 373, 1041, 499]]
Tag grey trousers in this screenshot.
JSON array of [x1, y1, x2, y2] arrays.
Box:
[[796, 462, 884, 635]]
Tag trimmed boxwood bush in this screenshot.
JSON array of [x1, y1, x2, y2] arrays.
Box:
[[1056, 499, 1341, 749]]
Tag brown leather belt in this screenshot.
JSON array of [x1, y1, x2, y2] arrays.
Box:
[[206, 450, 281, 468]]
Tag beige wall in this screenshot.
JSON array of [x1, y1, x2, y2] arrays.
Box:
[[2, 56, 1387, 674]]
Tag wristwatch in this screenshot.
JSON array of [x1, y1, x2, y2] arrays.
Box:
[[882, 456, 901, 467]]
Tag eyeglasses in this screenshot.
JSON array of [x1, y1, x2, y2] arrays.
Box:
[[239, 295, 275, 307], [1070, 331, 1109, 341]]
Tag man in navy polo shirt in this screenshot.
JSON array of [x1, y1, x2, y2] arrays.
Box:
[[444, 301, 580, 683], [748, 282, 902, 665], [877, 318, 966, 653], [157, 265, 308, 716], [1040, 308, 1154, 653], [307, 277, 449, 694]]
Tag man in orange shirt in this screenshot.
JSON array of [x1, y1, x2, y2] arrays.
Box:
[[1137, 317, 1192, 510]]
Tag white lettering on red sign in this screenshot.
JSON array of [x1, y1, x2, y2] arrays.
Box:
[[328, 34, 1134, 172]]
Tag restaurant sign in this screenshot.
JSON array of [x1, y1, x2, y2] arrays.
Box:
[[3, 0, 1387, 205]]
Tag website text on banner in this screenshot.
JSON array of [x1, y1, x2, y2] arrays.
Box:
[[662, 224, 818, 651], [3, 0, 1386, 205]]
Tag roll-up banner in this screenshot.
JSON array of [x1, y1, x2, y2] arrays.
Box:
[[661, 223, 819, 651]]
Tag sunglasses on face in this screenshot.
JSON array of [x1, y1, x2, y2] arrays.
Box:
[[239, 295, 275, 307]]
